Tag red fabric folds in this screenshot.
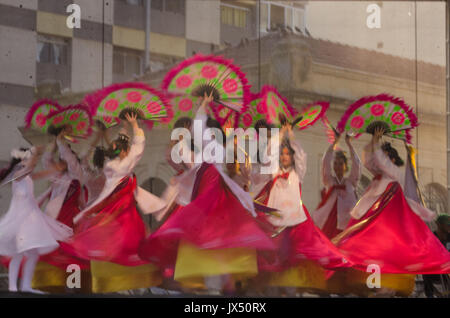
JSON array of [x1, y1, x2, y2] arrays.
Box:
[[138, 163, 275, 268], [57, 180, 82, 228], [60, 175, 149, 266], [336, 182, 450, 274], [317, 185, 345, 239], [254, 177, 351, 272]]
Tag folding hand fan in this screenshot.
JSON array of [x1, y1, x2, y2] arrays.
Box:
[[336, 94, 418, 143], [84, 82, 172, 129], [46, 105, 93, 139], [237, 86, 297, 129], [294, 101, 329, 131], [25, 99, 62, 133], [161, 54, 251, 114]]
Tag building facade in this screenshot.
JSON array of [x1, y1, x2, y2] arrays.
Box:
[[0, 0, 447, 216]]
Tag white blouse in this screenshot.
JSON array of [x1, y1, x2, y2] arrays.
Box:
[[266, 134, 307, 227], [350, 142, 435, 222], [174, 106, 256, 217], [74, 127, 165, 224], [312, 143, 361, 230]]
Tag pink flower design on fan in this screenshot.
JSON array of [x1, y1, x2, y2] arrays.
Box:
[[179, 98, 193, 112], [103, 116, 113, 124], [298, 119, 311, 127], [270, 95, 279, 107], [105, 99, 119, 112], [350, 116, 365, 129], [371, 104, 384, 116], [223, 78, 238, 94], [257, 102, 267, 114], [127, 91, 142, 103], [147, 102, 161, 114], [391, 112, 405, 125], [176, 75, 192, 89], [70, 113, 80, 121], [308, 109, 319, 116], [268, 105, 277, 120], [243, 113, 252, 127], [36, 114, 47, 127], [76, 121, 86, 131], [53, 116, 64, 125], [201, 65, 218, 79]]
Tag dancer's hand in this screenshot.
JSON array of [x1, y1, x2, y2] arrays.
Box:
[[125, 112, 138, 129], [204, 91, 214, 104], [200, 91, 214, 108], [373, 126, 384, 144]]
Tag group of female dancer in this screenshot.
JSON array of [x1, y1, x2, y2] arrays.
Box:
[[0, 93, 449, 296]]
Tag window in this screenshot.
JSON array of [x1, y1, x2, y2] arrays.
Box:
[[260, 1, 306, 34], [113, 48, 143, 78], [221, 4, 248, 28], [121, 0, 144, 6], [37, 36, 69, 65], [151, 0, 185, 14]]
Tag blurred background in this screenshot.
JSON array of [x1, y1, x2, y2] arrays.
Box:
[[0, 0, 448, 225]]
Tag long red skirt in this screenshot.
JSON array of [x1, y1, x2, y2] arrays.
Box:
[[40, 180, 89, 270], [60, 176, 149, 266], [138, 163, 275, 269], [254, 179, 351, 273], [335, 182, 450, 274], [256, 207, 351, 272]]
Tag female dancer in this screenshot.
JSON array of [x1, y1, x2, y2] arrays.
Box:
[[0, 147, 72, 293], [312, 134, 361, 239], [59, 113, 165, 293], [331, 127, 450, 296], [139, 93, 275, 294], [38, 128, 85, 227], [33, 128, 91, 293], [252, 123, 350, 295]]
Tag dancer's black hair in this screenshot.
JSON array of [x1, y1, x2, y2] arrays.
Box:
[[334, 150, 348, 170], [0, 148, 29, 182], [206, 116, 226, 146], [174, 117, 193, 130], [93, 134, 130, 169], [255, 120, 274, 164], [255, 119, 274, 135], [381, 142, 404, 167]]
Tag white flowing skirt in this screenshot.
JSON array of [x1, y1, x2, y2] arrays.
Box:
[[0, 197, 73, 256]]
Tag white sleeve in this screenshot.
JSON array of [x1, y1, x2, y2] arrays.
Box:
[[373, 145, 402, 183], [322, 144, 334, 188], [56, 138, 83, 180], [193, 105, 209, 150], [115, 127, 146, 174], [347, 142, 361, 187], [289, 133, 307, 183]]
